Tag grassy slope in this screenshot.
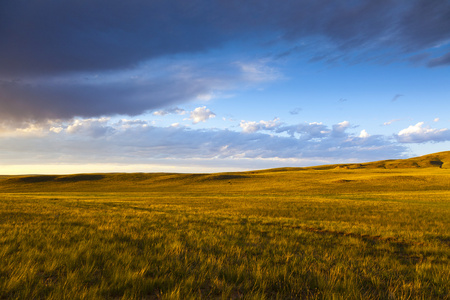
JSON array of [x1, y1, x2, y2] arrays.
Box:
[[1, 151, 449, 193], [0, 151, 449, 299]]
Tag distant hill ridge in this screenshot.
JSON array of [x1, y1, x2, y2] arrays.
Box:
[[308, 150, 450, 170], [0, 151, 449, 190], [0, 151, 449, 193], [248, 151, 450, 173]]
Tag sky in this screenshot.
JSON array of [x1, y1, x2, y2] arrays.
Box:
[[1, 0, 450, 174]]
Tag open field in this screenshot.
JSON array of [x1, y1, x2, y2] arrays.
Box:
[[1, 152, 449, 299]]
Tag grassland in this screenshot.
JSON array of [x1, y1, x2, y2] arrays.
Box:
[[1, 152, 449, 299]]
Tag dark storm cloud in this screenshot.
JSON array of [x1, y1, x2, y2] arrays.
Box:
[[0, 0, 228, 76], [2, 0, 449, 77], [395, 1, 450, 53], [0, 76, 211, 121], [1, 0, 449, 121]]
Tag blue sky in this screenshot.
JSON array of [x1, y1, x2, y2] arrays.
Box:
[[1, 0, 449, 174]]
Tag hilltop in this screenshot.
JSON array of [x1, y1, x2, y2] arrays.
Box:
[[305, 150, 450, 170], [258, 150, 450, 172]]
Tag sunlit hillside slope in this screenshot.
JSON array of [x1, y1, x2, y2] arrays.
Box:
[[308, 150, 450, 170]]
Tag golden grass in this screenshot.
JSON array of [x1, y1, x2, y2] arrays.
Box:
[[0, 152, 449, 298]]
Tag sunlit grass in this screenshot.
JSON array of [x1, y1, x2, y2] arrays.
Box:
[[1, 161, 449, 298]]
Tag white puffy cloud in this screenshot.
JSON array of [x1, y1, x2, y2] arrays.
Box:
[[240, 118, 280, 133], [249, 120, 358, 143], [334, 120, 350, 130], [359, 130, 370, 138], [0, 120, 65, 137], [331, 121, 351, 137], [396, 122, 450, 143], [14, 123, 48, 136], [188, 106, 216, 124], [275, 122, 328, 139], [49, 126, 64, 133], [66, 117, 113, 137]]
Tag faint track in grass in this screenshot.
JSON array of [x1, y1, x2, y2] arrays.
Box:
[[284, 224, 425, 247]]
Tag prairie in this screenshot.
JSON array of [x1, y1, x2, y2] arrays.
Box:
[[1, 151, 449, 299]]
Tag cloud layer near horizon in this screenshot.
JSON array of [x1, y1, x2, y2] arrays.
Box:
[[2, 110, 449, 171], [1, 0, 450, 122], [4, 116, 442, 165]]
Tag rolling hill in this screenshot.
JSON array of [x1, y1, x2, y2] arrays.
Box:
[[0, 151, 448, 193]]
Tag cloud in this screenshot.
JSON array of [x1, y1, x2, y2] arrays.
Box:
[[66, 118, 113, 138], [245, 120, 379, 150], [276, 122, 329, 139], [115, 119, 150, 128], [359, 130, 370, 138], [391, 94, 404, 102], [289, 107, 302, 115], [383, 119, 401, 126], [396, 122, 450, 143], [236, 60, 282, 83], [2, 0, 449, 124], [0, 1, 228, 77], [427, 51, 450, 67], [0, 118, 406, 167], [331, 121, 351, 138], [188, 106, 216, 124], [196, 93, 215, 101], [153, 107, 187, 116], [407, 52, 432, 65], [240, 118, 280, 133], [0, 59, 270, 123], [0, 68, 217, 122], [2, 0, 449, 78]]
